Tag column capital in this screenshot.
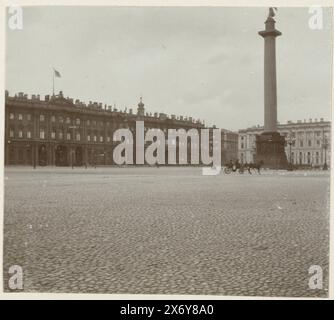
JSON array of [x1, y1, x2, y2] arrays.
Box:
[[259, 16, 282, 38], [259, 29, 282, 38]]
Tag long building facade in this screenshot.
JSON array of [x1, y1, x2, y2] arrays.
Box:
[[5, 90, 238, 166], [238, 119, 331, 168]]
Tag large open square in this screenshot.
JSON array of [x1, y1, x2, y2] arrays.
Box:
[[3, 167, 330, 297]]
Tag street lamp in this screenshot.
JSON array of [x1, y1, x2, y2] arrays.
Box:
[[322, 138, 329, 170], [31, 141, 37, 169], [7, 140, 11, 166], [251, 143, 256, 164], [25, 143, 32, 168], [68, 125, 79, 169], [287, 131, 295, 171]]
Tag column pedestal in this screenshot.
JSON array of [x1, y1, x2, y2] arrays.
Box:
[[255, 132, 288, 169]]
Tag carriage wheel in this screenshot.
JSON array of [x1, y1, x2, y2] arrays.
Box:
[[224, 167, 232, 174]]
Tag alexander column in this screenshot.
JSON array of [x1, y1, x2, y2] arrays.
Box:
[[255, 8, 288, 168]]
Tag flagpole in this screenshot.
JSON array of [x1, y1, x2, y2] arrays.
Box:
[[52, 69, 55, 96]]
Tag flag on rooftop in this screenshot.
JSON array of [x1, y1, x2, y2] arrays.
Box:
[[53, 68, 61, 78]]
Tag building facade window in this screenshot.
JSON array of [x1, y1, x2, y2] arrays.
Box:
[[51, 131, 56, 139], [308, 140, 312, 147], [27, 114, 31, 121], [76, 133, 80, 141], [27, 131, 31, 139], [100, 136, 103, 142], [66, 117, 71, 124], [76, 118, 80, 125], [9, 128, 14, 138], [66, 132, 71, 140], [51, 115, 56, 122], [18, 130, 23, 138], [87, 135, 91, 142], [59, 116, 64, 123], [307, 152, 311, 164], [40, 114, 45, 122], [87, 120, 90, 126], [59, 131, 63, 139], [9, 113, 14, 120], [40, 129, 45, 139], [18, 114, 23, 120]]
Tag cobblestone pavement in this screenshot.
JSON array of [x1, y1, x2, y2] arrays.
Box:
[[3, 166, 330, 297]]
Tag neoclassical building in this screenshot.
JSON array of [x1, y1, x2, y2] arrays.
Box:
[[5, 90, 238, 166], [238, 119, 331, 168]]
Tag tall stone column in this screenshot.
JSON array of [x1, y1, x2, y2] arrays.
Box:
[[259, 16, 281, 132], [255, 8, 288, 169]]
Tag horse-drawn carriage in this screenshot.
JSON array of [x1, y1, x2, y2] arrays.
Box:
[[223, 161, 263, 174], [224, 162, 244, 174]]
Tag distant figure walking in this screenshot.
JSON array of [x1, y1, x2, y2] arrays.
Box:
[[245, 162, 252, 174]]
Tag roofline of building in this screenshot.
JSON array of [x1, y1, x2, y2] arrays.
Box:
[[5, 90, 206, 127], [238, 120, 331, 133]]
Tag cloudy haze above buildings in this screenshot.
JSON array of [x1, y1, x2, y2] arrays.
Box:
[[5, 6, 333, 131]]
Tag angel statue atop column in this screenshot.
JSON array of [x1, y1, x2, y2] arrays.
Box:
[[268, 7, 278, 18]]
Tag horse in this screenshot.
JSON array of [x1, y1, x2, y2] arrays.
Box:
[[247, 160, 264, 174]]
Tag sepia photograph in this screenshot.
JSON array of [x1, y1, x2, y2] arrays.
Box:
[[2, 3, 333, 299]]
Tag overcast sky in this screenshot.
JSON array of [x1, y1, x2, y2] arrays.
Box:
[[5, 6, 333, 131]]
